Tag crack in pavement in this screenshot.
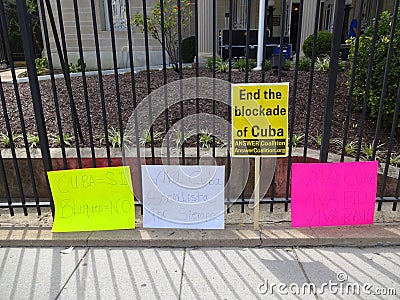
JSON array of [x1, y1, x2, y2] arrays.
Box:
[[178, 248, 187, 300], [55, 247, 90, 300], [292, 247, 320, 300]]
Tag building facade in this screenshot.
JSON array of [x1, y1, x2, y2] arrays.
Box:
[[39, 0, 397, 70]]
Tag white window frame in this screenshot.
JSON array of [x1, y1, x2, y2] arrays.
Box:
[[322, 0, 335, 32]]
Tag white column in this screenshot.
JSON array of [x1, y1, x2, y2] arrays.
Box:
[[300, 0, 318, 56], [104, 0, 110, 31], [255, 0, 266, 69], [198, 0, 214, 63]]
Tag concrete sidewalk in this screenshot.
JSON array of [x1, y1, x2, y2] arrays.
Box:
[[0, 246, 398, 299], [0, 222, 400, 248], [1, 203, 400, 248], [1, 206, 399, 299]]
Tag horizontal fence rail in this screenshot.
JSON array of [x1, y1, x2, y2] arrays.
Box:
[[0, 0, 399, 218]]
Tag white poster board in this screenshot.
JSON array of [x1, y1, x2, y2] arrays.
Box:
[[142, 165, 225, 229]]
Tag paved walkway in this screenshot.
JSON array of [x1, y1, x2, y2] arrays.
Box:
[[1, 207, 399, 299], [0, 67, 26, 82], [1, 222, 400, 248], [0, 246, 398, 299]]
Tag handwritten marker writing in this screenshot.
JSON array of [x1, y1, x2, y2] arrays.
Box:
[[48, 166, 135, 232]]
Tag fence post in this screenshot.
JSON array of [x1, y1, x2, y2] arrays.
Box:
[[16, 0, 54, 213], [319, 0, 345, 163], [0, 31, 5, 62]]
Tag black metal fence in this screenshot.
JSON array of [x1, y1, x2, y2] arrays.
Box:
[[0, 0, 399, 217]]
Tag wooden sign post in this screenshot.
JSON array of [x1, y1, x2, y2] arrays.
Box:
[[254, 157, 261, 230]]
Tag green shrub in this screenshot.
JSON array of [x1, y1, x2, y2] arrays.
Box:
[[299, 57, 311, 71], [206, 56, 221, 71], [27, 133, 40, 148], [349, 10, 400, 126], [35, 57, 49, 75], [215, 61, 228, 73], [264, 59, 271, 71], [181, 36, 195, 63], [20, 57, 49, 77], [199, 129, 212, 149], [206, 55, 228, 72], [232, 58, 255, 71], [0, 133, 22, 148], [69, 58, 86, 73], [302, 31, 332, 58], [50, 133, 74, 147], [299, 56, 344, 72], [6, 1, 43, 61], [283, 60, 292, 71], [315, 56, 330, 71], [8, 18, 22, 58], [390, 153, 400, 166]]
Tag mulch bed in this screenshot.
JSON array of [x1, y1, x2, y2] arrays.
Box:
[[0, 68, 399, 157]]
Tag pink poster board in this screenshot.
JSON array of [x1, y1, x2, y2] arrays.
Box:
[[291, 161, 378, 227]]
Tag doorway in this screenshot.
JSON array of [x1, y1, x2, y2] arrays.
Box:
[[290, 3, 300, 52]]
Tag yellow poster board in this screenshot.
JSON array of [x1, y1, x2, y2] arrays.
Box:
[[48, 166, 135, 232], [232, 83, 289, 157]]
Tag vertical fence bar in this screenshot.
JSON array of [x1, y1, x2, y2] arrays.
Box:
[[226, 0, 233, 212], [106, 0, 125, 164], [379, 79, 400, 209], [285, 0, 304, 209], [124, 0, 143, 204], [141, 0, 155, 165], [0, 79, 27, 215], [242, 0, 252, 211], [38, 0, 67, 170], [269, 0, 287, 212], [43, 0, 83, 169], [372, 0, 399, 161], [228, 0, 233, 80], [396, 173, 400, 210], [159, 0, 170, 165], [0, 32, 5, 62], [355, 0, 383, 161], [72, 0, 96, 167], [277, 0, 286, 82], [89, 0, 111, 166], [260, 0, 269, 212], [244, 0, 251, 82], [177, 0, 185, 165], [17, 0, 54, 215], [55, 0, 68, 66], [319, 0, 345, 163], [177, 0, 183, 74], [303, 0, 321, 161], [0, 149, 13, 215], [261, 0, 269, 83], [53, 0, 84, 146], [212, 0, 216, 159], [0, 0, 41, 214], [195, 0, 200, 164], [341, 0, 365, 162]]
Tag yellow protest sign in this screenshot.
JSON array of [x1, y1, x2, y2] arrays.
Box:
[[48, 166, 135, 232], [231, 83, 289, 157]]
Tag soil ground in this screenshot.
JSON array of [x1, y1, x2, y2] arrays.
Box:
[[0, 68, 398, 159]]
